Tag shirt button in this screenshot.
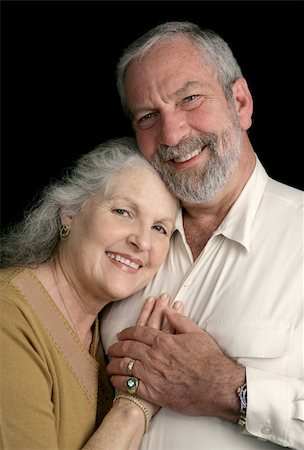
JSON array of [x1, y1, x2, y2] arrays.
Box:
[[183, 279, 192, 287], [261, 425, 272, 435]]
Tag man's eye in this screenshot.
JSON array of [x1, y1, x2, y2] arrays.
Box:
[[152, 224, 167, 235], [139, 113, 155, 123], [184, 94, 200, 103], [136, 112, 158, 130]]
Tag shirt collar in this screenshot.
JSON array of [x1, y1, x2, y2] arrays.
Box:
[[173, 156, 269, 252], [215, 156, 268, 251]]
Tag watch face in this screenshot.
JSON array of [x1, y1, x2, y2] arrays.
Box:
[[240, 384, 247, 408]]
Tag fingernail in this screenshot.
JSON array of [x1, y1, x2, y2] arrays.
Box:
[[160, 293, 170, 302], [147, 296, 155, 303], [173, 301, 181, 310]]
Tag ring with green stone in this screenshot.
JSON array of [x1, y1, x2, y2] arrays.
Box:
[[125, 376, 139, 394]]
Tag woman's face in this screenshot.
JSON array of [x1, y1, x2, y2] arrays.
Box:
[[61, 166, 178, 305]]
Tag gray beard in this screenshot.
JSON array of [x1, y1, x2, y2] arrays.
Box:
[[152, 128, 241, 204]]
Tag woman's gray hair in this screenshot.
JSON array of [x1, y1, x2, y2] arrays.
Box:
[[117, 21, 243, 117], [0, 137, 157, 268]]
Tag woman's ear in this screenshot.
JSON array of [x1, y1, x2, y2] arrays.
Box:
[[231, 78, 253, 131], [60, 212, 73, 229]]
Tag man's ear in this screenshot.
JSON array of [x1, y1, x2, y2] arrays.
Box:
[[231, 78, 253, 131]]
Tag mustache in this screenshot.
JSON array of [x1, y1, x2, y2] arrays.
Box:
[[156, 133, 217, 161]]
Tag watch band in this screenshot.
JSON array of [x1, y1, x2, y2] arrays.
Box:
[[236, 382, 247, 427]]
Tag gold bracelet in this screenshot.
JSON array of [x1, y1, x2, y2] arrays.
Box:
[[113, 393, 150, 434]]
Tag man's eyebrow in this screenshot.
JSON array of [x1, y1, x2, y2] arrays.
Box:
[[132, 81, 207, 117], [173, 81, 205, 99]]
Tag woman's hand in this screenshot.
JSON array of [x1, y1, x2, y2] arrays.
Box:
[[136, 293, 183, 331], [110, 294, 184, 421], [84, 296, 184, 450]]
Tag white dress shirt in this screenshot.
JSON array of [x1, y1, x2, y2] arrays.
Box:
[[102, 157, 304, 449]]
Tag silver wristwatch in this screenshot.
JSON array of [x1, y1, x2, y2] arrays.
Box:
[[236, 382, 247, 427]]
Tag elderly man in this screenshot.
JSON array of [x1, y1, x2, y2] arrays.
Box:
[[104, 21, 303, 450]]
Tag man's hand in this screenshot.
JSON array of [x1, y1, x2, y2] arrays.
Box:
[[107, 308, 246, 422]]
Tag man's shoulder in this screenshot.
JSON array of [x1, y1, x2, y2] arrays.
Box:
[[265, 177, 303, 209]]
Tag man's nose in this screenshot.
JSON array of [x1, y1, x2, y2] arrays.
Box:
[[159, 111, 189, 147]]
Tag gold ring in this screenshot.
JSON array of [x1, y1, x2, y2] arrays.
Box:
[[125, 376, 139, 394], [127, 359, 135, 376]]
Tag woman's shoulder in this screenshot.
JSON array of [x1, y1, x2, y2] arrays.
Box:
[[0, 267, 32, 314], [0, 266, 24, 287]]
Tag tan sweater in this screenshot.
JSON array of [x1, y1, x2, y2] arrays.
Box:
[[0, 268, 113, 450]]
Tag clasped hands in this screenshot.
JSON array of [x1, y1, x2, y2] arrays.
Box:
[[107, 293, 245, 423]]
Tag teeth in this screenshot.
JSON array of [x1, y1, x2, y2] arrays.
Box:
[[106, 252, 140, 270], [174, 148, 201, 163]]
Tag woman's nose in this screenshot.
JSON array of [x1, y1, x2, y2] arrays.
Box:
[[127, 229, 152, 252]]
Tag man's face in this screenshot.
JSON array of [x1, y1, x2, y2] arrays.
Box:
[[124, 37, 245, 203]]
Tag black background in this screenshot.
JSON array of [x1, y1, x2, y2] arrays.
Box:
[[1, 0, 303, 229]]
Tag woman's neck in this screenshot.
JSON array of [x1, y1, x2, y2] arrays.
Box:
[[32, 260, 98, 351]]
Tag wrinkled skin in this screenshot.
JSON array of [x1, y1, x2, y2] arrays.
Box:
[[108, 306, 245, 422]]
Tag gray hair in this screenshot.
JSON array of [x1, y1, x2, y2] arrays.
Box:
[[116, 21, 243, 117], [0, 137, 157, 268]]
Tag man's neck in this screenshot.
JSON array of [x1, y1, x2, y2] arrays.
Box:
[[181, 145, 256, 259]]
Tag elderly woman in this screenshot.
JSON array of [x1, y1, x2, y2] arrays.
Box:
[[0, 137, 180, 450]]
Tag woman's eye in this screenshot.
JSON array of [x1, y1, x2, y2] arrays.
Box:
[[152, 224, 167, 235], [113, 209, 129, 217]]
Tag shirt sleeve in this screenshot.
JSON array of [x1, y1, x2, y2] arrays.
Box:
[[246, 366, 304, 450]]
